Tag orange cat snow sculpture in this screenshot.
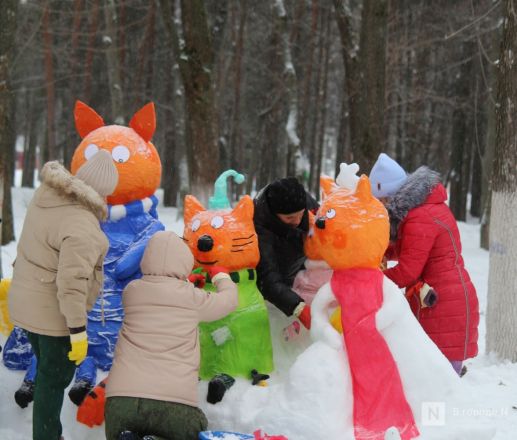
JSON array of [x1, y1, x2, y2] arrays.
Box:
[[305, 164, 419, 440], [71, 100, 161, 206], [183, 171, 274, 381]]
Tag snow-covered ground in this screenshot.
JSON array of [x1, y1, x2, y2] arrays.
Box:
[[1, 184, 516, 440]]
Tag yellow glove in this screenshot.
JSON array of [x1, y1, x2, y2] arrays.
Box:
[[68, 331, 88, 365]]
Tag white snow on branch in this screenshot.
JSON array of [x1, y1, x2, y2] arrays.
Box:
[[285, 61, 295, 75], [274, 0, 287, 18], [286, 109, 300, 147]]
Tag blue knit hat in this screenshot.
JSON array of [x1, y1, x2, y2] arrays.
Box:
[[369, 153, 407, 198]]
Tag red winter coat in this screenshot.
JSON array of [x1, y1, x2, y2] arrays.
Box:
[[384, 168, 479, 361]]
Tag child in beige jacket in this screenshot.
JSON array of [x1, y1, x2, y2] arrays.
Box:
[[8, 152, 118, 440], [105, 230, 238, 440]]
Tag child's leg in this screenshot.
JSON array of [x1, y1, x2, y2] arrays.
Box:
[[140, 399, 208, 440], [27, 333, 76, 440], [105, 396, 142, 440]]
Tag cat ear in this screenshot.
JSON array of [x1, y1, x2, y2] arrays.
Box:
[[129, 102, 156, 142], [184, 195, 205, 225], [231, 195, 254, 221], [320, 175, 336, 199], [355, 175, 373, 201], [74, 101, 104, 138]]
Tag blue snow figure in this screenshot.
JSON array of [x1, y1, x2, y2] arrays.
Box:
[[68, 196, 164, 403]]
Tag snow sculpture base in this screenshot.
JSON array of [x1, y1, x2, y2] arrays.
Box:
[[200, 276, 497, 440]]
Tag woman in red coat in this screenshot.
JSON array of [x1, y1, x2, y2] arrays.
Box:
[[369, 153, 479, 375]]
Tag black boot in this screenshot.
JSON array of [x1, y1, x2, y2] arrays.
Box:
[[68, 380, 93, 406], [14, 379, 35, 409], [207, 373, 235, 404]]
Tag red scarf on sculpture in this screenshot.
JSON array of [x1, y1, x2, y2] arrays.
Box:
[[331, 268, 419, 440]]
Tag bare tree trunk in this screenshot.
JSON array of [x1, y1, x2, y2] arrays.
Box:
[[449, 42, 475, 222], [256, 11, 284, 189], [135, 1, 156, 107], [397, 5, 411, 166], [274, 0, 300, 177], [118, 0, 127, 72], [355, 0, 387, 172], [299, 0, 318, 155], [43, 2, 57, 160], [313, 10, 331, 196], [486, 0, 517, 361], [0, 0, 18, 254], [480, 94, 495, 249], [104, 0, 124, 123], [22, 90, 37, 187], [63, 0, 84, 168], [480, 38, 499, 250], [470, 77, 484, 218], [308, 11, 325, 192], [212, 0, 231, 170], [162, 51, 180, 207], [333, 0, 387, 173], [335, 87, 351, 169], [83, 0, 100, 103], [159, 0, 219, 204], [2, 93, 16, 245], [228, 0, 247, 201], [22, 96, 38, 188]]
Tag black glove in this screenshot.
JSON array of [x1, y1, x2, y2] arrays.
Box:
[[207, 373, 235, 404]]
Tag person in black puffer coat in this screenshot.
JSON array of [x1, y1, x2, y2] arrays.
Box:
[[253, 177, 318, 329]]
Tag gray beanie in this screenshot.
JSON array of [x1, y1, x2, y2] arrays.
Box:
[[75, 149, 119, 197]]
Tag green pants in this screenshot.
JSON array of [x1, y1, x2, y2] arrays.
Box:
[[27, 332, 76, 440], [105, 396, 208, 440]]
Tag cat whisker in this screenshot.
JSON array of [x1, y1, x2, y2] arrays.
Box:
[[232, 234, 255, 241], [232, 241, 254, 247]]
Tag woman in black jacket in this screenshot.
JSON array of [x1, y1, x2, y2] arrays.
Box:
[[253, 177, 318, 329]]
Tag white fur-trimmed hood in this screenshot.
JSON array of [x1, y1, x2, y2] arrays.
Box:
[[38, 161, 108, 221]]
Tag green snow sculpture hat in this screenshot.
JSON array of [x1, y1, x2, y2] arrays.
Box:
[[208, 170, 245, 210]]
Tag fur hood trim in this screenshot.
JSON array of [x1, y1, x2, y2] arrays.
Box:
[[387, 166, 441, 234], [40, 161, 108, 221]]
